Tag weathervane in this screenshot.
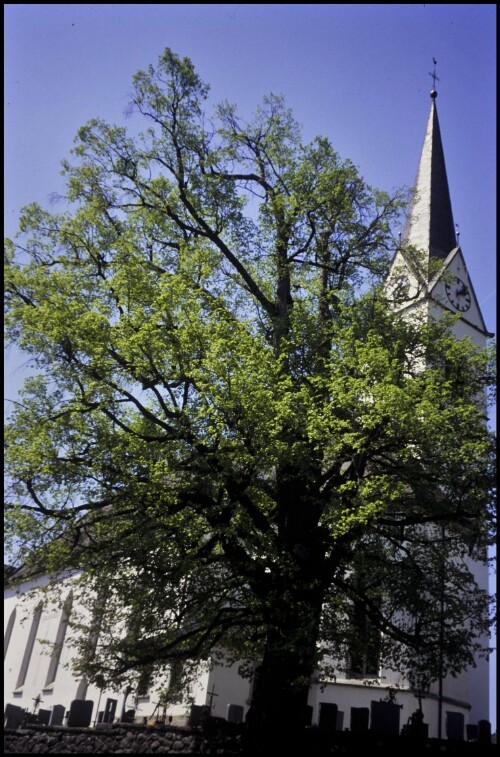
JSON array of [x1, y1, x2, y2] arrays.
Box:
[[429, 57, 439, 93]]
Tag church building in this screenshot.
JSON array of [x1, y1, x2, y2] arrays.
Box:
[[4, 87, 492, 741]]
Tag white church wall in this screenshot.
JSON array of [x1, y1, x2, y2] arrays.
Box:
[[4, 572, 129, 724], [132, 662, 211, 726], [462, 555, 491, 726], [427, 300, 487, 350], [310, 676, 477, 739], [206, 659, 252, 721], [4, 572, 210, 726], [5, 573, 94, 720]]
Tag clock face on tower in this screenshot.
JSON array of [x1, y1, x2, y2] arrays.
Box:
[[445, 276, 471, 312], [392, 273, 410, 301]]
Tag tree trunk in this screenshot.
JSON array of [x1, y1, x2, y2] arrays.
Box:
[[244, 583, 323, 755], [243, 448, 326, 753]]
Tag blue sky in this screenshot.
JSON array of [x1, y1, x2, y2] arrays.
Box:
[[4, 3, 496, 726]]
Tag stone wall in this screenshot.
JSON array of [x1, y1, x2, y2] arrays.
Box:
[[4, 722, 243, 754]]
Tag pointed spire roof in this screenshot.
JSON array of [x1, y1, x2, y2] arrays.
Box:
[[403, 91, 457, 260]]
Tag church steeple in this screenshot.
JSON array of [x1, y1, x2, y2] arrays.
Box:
[[389, 81, 492, 339], [402, 90, 458, 261]]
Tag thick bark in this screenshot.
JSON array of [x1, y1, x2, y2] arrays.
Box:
[[247, 470, 325, 755], [244, 594, 323, 755]]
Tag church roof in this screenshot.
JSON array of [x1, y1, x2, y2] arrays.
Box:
[[402, 91, 457, 261]]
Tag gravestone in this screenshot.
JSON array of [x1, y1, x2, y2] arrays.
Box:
[[103, 698, 117, 724], [370, 700, 401, 737], [188, 704, 210, 728], [37, 708, 51, 725], [49, 705, 65, 726], [466, 724, 478, 741], [350, 707, 369, 733], [122, 708, 135, 723], [478, 719, 491, 744], [319, 702, 338, 732], [24, 713, 40, 725], [445, 711, 464, 741], [406, 709, 428, 740], [4, 704, 25, 730], [67, 699, 94, 727], [227, 704, 244, 723]]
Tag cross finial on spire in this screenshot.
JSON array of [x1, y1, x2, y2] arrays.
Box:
[[429, 57, 439, 97]]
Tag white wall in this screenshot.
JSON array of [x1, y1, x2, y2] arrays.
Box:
[[4, 573, 208, 726]]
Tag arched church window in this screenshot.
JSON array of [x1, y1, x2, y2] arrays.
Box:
[[16, 601, 43, 689], [348, 597, 381, 678], [44, 591, 73, 686], [4, 607, 16, 659], [136, 665, 153, 700], [74, 593, 105, 700]]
